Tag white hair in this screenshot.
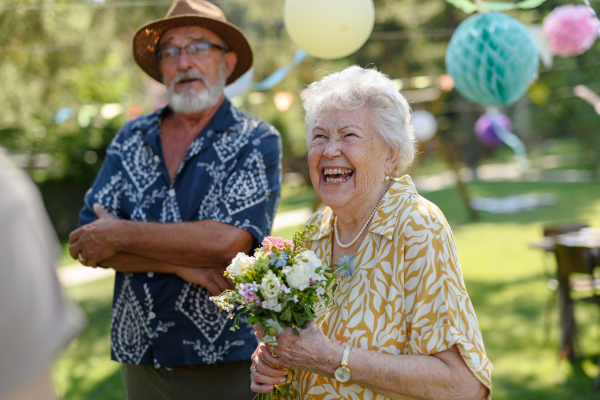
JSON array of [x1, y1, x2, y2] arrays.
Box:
[[303, 66, 416, 176], [165, 61, 226, 115]]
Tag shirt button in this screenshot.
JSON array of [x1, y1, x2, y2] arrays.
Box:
[[154, 155, 160, 163], [168, 189, 175, 197]]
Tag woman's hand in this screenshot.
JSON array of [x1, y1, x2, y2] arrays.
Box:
[[250, 342, 288, 393], [252, 321, 343, 379]]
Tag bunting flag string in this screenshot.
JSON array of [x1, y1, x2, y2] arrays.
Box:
[[224, 49, 308, 98]]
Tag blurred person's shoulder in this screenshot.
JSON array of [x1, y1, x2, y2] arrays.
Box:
[[0, 148, 85, 399], [0, 149, 42, 216]]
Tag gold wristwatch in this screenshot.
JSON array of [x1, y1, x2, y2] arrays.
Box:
[[334, 345, 352, 383]]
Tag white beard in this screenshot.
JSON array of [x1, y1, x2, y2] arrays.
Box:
[[165, 62, 227, 115]]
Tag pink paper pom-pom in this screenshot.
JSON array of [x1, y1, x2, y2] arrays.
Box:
[[543, 4, 600, 58]]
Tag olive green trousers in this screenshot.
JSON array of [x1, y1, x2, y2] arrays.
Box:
[[121, 360, 255, 400]]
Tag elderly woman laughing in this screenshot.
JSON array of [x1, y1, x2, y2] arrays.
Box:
[[250, 66, 492, 400]]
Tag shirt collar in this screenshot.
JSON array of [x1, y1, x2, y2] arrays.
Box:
[[207, 97, 237, 133], [306, 175, 418, 243], [369, 175, 417, 240], [140, 97, 236, 154], [307, 207, 334, 242]]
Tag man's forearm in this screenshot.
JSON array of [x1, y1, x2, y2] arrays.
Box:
[[101, 252, 183, 274], [101, 252, 234, 295], [71, 210, 256, 269], [112, 219, 254, 267]]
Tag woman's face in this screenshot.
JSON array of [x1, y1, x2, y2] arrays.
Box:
[[308, 106, 398, 212]]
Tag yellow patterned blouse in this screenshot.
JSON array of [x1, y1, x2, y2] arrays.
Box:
[[290, 176, 492, 400]]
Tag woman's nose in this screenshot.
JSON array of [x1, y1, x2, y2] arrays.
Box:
[[323, 139, 341, 158]]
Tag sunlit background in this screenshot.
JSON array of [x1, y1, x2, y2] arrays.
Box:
[[2, 0, 600, 398]]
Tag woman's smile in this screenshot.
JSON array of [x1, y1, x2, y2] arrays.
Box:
[[322, 167, 354, 184]]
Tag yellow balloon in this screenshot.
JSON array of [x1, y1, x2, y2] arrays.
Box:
[[283, 0, 374, 60]]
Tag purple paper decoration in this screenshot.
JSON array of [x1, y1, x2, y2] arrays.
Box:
[[475, 113, 512, 148]]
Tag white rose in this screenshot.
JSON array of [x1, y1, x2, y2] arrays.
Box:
[[299, 251, 324, 274], [283, 250, 324, 291], [227, 253, 253, 277], [260, 271, 281, 299], [282, 263, 310, 291]]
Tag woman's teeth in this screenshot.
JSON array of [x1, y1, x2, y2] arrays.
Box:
[[324, 168, 353, 183]]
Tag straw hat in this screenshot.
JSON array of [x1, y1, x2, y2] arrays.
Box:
[[133, 0, 253, 85]]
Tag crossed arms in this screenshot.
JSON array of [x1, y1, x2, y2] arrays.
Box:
[[68, 203, 254, 295]]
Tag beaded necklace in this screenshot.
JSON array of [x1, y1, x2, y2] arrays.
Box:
[[334, 180, 391, 249]]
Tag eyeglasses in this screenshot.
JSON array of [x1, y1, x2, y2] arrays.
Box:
[[156, 41, 228, 63]]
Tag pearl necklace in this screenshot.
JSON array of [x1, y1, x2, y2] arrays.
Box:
[[334, 180, 391, 249]]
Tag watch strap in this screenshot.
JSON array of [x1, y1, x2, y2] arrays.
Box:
[[341, 345, 352, 367]]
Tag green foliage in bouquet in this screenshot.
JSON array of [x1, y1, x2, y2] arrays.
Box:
[[210, 224, 335, 346]]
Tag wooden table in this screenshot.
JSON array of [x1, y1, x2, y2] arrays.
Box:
[[530, 228, 600, 359]]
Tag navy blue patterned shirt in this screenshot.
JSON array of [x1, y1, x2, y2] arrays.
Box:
[[78, 98, 282, 367]]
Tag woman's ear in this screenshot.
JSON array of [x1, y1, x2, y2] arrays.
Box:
[[385, 147, 400, 176]]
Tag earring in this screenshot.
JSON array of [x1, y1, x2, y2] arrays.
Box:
[[384, 175, 390, 181]]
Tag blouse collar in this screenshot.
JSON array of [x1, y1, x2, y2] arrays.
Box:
[[307, 175, 418, 242]]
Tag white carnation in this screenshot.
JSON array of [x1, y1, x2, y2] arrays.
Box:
[[227, 252, 254, 277], [261, 298, 282, 312]]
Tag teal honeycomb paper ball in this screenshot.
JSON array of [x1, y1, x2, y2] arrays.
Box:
[[445, 12, 539, 107]]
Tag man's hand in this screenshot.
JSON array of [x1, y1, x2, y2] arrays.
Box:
[[69, 203, 121, 267], [175, 266, 234, 296]]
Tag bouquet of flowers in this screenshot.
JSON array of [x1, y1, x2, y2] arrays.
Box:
[[210, 225, 336, 399]]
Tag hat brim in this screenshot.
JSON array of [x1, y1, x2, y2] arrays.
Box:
[[133, 15, 253, 86]]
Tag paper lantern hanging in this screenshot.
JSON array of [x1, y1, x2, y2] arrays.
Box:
[[412, 110, 438, 142], [475, 112, 512, 148], [543, 5, 600, 58], [445, 12, 539, 107], [283, 0, 374, 60], [478, 109, 529, 170]]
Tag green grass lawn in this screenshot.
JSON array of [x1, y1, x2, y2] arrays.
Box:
[[53, 180, 600, 399]]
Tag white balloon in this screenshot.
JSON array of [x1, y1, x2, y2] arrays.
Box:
[[411, 110, 438, 142], [283, 0, 374, 60]]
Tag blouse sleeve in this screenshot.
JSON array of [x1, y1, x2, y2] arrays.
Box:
[[401, 198, 492, 395]]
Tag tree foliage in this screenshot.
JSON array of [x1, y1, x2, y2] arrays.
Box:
[[1, 0, 600, 236]]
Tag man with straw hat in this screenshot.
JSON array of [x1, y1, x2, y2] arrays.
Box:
[[68, 1, 282, 398]]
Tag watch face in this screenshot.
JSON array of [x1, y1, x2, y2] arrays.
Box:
[[334, 366, 351, 383]]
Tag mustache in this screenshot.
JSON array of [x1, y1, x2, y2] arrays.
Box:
[[171, 71, 209, 88]]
